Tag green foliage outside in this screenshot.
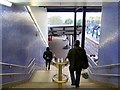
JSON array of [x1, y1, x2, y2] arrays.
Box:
[[48, 16, 100, 26], [64, 18, 73, 24], [76, 19, 82, 26]]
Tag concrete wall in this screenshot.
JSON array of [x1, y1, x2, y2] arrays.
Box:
[[0, 5, 2, 62], [29, 7, 48, 45], [90, 2, 120, 86], [0, 5, 2, 87], [1, 5, 46, 85], [118, 2, 120, 64], [99, 2, 119, 65]]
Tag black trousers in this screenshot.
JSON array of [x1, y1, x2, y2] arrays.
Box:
[[45, 59, 51, 70], [69, 66, 82, 86]]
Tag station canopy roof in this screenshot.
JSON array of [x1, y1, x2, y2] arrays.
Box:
[[8, 0, 102, 12]]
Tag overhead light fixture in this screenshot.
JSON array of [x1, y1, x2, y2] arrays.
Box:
[[0, 0, 12, 7]]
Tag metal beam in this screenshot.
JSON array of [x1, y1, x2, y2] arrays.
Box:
[[76, 7, 81, 11], [46, 6, 101, 12]]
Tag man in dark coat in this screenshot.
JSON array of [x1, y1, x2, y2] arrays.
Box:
[[43, 47, 53, 70], [66, 40, 88, 88]]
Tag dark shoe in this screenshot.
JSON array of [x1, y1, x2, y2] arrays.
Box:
[[71, 83, 75, 86], [75, 85, 79, 88]]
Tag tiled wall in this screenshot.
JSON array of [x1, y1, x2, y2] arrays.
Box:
[[1, 5, 46, 85], [91, 2, 120, 85], [118, 2, 120, 64]]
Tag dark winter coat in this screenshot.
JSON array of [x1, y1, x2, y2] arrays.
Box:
[[67, 46, 88, 69], [43, 50, 53, 61]]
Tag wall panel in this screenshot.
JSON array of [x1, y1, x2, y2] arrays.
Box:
[[90, 2, 120, 86], [1, 5, 46, 85]]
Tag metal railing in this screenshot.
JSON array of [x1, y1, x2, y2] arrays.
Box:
[[87, 55, 97, 66], [88, 55, 120, 77], [93, 63, 120, 68], [0, 62, 26, 68], [88, 68, 120, 77], [0, 58, 35, 68], [88, 55, 120, 68], [0, 58, 36, 76]]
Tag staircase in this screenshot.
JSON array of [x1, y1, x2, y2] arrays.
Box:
[[12, 65, 111, 88], [11, 36, 117, 89]]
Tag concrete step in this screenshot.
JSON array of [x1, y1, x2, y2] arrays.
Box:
[[12, 66, 111, 88]]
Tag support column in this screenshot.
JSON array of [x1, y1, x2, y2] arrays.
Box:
[[72, 35, 74, 48], [81, 6, 86, 48], [74, 10, 77, 41]]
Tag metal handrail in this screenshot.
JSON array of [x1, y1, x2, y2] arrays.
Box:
[[1, 66, 36, 86], [0, 61, 36, 76], [0, 58, 35, 68], [0, 73, 26, 76], [88, 55, 120, 68], [28, 63, 36, 74], [27, 58, 35, 68], [87, 55, 97, 66], [88, 68, 120, 77], [28, 68, 36, 79], [0, 58, 36, 76], [88, 57, 120, 77], [88, 62, 93, 68], [94, 63, 120, 68], [0, 62, 26, 68]]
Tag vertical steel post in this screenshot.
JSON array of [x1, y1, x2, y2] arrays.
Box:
[[74, 10, 77, 42], [72, 35, 74, 48], [81, 6, 86, 48]]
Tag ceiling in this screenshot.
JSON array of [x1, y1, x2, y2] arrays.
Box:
[[8, 0, 120, 7], [8, 0, 103, 6], [7, 0, 103, 12]]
